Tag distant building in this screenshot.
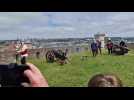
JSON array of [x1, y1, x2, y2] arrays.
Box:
[[94, 33, 106, 48], [24, 42, 33, 49]]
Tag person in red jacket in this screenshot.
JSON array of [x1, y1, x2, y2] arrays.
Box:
[[106, 38, 113, 55]]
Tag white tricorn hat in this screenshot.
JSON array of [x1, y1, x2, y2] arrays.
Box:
[[108, 38, 111, 40]]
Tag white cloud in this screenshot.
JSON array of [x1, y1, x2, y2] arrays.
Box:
[[0, 12, 134, 40]]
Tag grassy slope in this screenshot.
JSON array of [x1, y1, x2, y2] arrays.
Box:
[[28, 49, 134, 87]]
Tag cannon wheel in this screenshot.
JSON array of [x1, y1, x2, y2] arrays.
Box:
[[57, 50, 64, 56], [46, 50, 55, 63]]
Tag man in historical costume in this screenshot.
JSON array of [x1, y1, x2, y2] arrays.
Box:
[[18, 42, 28, 64]]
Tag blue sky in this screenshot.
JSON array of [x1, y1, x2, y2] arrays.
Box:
[[0, 12, 134, 40]]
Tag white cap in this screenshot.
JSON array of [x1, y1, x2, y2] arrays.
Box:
[[108, 38, 111, 40]]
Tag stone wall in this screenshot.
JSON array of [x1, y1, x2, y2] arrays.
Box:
[[28, 46, 90, 58], [0, 45, 90, 64], [0, 51, 15, 64], [127, 43, 134, 49]]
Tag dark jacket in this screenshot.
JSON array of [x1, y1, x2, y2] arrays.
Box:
[[120, 41, 126, 47], [91, 42, 98, 50]]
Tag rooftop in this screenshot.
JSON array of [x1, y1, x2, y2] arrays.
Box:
[[94, 33, 106, 37]]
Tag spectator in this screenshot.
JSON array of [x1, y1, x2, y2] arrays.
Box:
[[96, 40, 102, 55], [88, 74, 123, 87], [91, 39, 98, 57], [106, 38, 113, 55]]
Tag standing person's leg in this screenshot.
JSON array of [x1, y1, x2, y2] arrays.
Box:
[[97, 48, 98, 55], [95, 50, 97, 57], [99, 48, 102, 55], [98, 48, 100, 54], [109, 49, 111, 54], [15, 54, 18, 63], [21, 56, 26, 64], [21, 56, 23, 64], [98, 47, 100, 55], [96, 48, 98, 55], [92, 50, 95, 57], [108, 49, 110, 54], [92, 50, 94, 57], [110, 48, 113, 54], [108, 48, 111, 55]]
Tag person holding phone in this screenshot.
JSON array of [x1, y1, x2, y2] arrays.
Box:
[[22, 63, 49, 87]]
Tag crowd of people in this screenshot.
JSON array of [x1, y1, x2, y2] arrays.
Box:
[[90, 38, 127, 57]]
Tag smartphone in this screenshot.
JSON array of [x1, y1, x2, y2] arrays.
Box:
[[0, 63, 29, 87]]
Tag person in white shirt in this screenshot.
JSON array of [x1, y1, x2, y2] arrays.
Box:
[[15, 43, 21, 63], [18, 42, 28, 64]]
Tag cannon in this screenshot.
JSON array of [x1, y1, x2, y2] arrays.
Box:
[[45, 49, 68, 65], [45, 50, 55, 63], [112, 44, 130, 55]]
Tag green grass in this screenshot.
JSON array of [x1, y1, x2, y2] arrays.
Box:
[[28, 49, 134, 87]]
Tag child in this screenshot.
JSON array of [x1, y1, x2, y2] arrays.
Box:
[[88, 74, 123, 87]]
